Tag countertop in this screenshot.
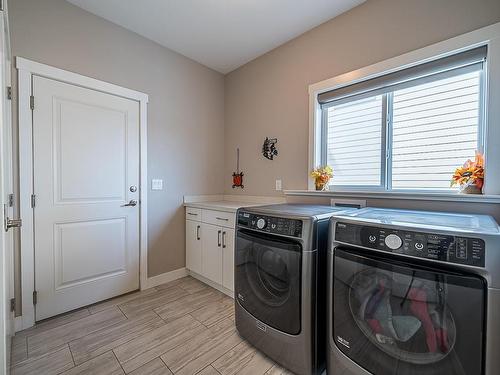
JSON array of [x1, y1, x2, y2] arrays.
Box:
[[184, 200, 264, 213]]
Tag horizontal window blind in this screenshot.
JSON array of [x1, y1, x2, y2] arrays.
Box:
[[318, 46, 486, 106], [391, 70, 481, 190], [326, 96, 383, 186]]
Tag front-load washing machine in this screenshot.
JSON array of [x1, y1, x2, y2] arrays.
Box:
[[327, 207, 500, 375], [235, 204, 356, 375]]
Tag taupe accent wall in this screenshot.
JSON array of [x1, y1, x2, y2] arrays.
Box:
[[9, 0, 225, 278], [224, 0, 500, 197]]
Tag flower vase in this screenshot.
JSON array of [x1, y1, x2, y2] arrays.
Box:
[[460, 184, 482, 195], [315, 179, 330, 191]]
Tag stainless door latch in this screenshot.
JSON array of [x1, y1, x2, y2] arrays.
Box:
[[121, 200, 138, 207], [5, 217, 22, 232]]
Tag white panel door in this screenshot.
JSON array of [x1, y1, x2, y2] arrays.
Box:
[[201, 223, 222, 284], [186, 219, 202, 274], [222, 228, 234, 292], [33, 76, 140, 321]]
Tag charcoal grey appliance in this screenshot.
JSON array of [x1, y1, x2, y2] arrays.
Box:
[[235, 204, 355, 375], [327, 208, 500, 375]]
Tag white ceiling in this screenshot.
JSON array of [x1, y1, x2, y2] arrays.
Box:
[[66, 0, 365, 74]]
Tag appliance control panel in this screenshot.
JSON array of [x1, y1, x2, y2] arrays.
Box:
[[335, 222, 486, 267], [237, 211, 303, 238]]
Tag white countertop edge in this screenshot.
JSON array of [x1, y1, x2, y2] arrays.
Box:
[[183, 194, 224, 204], [283, 190, 500, 204], [183, 194, 286, 213]]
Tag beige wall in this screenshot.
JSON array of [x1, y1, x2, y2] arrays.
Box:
[[224, 0, 500, 197], [9, 0, 225, 278]]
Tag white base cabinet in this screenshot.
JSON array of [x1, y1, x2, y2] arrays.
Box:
[[185, 207, 235, 294], [185, 219, 202, 274], [201, 223, 223, 284]]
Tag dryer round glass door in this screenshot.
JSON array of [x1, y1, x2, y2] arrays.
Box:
[[235, 229, 302, 335], [332, 248, 486, 375]]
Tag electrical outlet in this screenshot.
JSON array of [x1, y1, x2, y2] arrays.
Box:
[[151, 179, 163, 191], [275, 179, 282, 191]]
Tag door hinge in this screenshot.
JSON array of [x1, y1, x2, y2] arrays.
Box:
[[8, 193, 14, 207], [30, 95, 35, 110], [10, 298, 15, 312], [33, 291, 37, 305], [7, 86, 12, 100], [31, 194, 36, 208]]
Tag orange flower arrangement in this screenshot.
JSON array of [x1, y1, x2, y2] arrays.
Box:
[[451, 152, 484, 193]]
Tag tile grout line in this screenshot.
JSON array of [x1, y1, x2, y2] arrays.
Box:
[[116, 304, 129, 320], [111, 349, 127, 375], [159, 355, 175, 374], [67, 343, 77, 368]]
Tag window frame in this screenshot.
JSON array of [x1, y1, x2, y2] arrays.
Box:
[[320, 93, 389, 191], [319, 69, 486, 193], [308, 23, 500, 196]]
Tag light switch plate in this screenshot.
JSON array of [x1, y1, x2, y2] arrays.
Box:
[[151, 179, 163, 191], [275, 179, 282, 191]]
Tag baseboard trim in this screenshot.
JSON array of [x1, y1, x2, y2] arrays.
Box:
[[143, 267, 188, 289], [187, 270, 234, 299]]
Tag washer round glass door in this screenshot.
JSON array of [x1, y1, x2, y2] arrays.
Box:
[[332, 248, 486, 375], [235, 229, 302, 334]]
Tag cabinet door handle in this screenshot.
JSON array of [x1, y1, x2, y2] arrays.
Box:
[[196, 225, 200, 240], [218, 230, 222, 247], [188, 212, 198, 217], [216, 217, 229, 222], [222, 231, 226, 248]]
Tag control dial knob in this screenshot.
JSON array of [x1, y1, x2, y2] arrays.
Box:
[[256, 218, 267, 230], [385, 234, 403, 250]]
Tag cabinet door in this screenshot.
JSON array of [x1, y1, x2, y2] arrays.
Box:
[[201, 223, 223, 284], [186, 219, 202, 274], [222, 228, 235, 291]]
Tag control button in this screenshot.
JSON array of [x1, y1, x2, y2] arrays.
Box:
[[385, 234, 403, 250], [256, 218, 266, 229], [414, 242, 424, 251], [368, 235, 377, 243]]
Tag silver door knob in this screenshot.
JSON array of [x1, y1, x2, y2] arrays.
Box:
[[121, 200, 138, 207]]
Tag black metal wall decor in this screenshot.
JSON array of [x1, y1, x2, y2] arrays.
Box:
[[232, 148, 244, 188], [262, 137, 278, 160]]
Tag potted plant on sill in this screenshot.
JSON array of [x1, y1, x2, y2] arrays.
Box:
[[450, 152, 484, 194], [310, 165, 334, 191]]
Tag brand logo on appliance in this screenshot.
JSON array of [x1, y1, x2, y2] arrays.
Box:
[[237, 293, 245, 302], [256, 320, 267, 332], [337, 336, 350, 349]]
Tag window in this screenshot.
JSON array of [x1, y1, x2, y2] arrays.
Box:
[[318, 46, 486, 191]]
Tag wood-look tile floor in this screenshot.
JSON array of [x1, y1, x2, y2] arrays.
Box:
[[11, 276, 294, 375]]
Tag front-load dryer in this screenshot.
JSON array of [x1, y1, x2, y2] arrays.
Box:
[[327, 208, 500, 375]]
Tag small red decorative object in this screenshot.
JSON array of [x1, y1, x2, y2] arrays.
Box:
[[232, 148, 244, 189]]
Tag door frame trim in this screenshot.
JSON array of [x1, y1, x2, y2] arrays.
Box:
[[16, 57, 149, 330]]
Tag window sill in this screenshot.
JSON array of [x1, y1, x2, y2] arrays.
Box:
[[283, 189, 500, 204]]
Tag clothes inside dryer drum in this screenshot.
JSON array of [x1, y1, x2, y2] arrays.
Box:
[[333, 248, 485, 375], [349, 268, 457, 365]]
